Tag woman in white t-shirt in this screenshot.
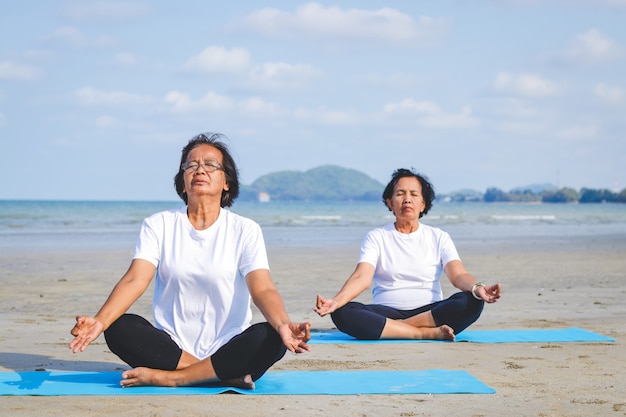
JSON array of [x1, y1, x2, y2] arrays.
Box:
[[70, 133, 311, 389], [315, 169, 501, 341]]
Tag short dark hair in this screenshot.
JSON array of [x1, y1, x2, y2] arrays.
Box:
[[174, 132, 240, 207], [381, 168, 435, 218]]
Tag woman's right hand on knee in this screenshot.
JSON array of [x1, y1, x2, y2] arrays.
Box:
[[313, 294, 339, 317], [69, 315, 104, 353]]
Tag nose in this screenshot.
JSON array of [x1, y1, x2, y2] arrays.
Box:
[[194, 163, 208, 174]]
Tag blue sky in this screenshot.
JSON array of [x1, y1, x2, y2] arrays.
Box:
[[1, 1, 625, 201]]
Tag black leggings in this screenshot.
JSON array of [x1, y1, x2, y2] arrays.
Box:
[[104, 314, 286, 381], [330, 291, 484, 340]]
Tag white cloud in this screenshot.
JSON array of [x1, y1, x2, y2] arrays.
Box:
[[496, 120, 547, 135], [115, 52, 139, 66], [564, 29, 623, 64], [238, 2, 449, 43], [23, 50, 54, 60], [384, 99, 479, 129], [95, 115, 118, 128], [493, 72, 560, 97], [183, 47, 251, 73], [294, 106, 361, 125], [593, 83, 624, 104], [384, 98, 441, 115], [491, 98, 539, 119], [239, 97, 282, 118], [41, 26, 87, 47], [163, 91, 233, 113], [74, 86, 152, 106], [247, 62, 322, 90], [40, 26, 117, 48], [0, 61, 42, 81], [496, 0, 626, 7], [92, 34, 118, 47], [60, 1, 151, 21], [364, 73, 418, 89], [417, 106, 479, 129], [556, 125, 598, 140]]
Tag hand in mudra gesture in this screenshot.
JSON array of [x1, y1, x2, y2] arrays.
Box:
[[69, 315, 104, 353]]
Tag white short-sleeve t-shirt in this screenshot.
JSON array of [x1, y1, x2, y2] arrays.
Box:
[[358, 223, 460, 310], [133, 207, 269, 359]]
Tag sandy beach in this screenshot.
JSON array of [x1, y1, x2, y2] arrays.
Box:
[[1, 234, 624, 416]]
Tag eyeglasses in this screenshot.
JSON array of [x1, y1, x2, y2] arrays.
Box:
[[181, 160, 224, 174]]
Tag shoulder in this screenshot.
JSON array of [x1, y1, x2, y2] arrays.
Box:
[[364, 224, 385, 239], [363, 223, 394, 244], [144, 207, 184, 225], [369, 223, 395, 235], [419, 223, 453, 244], [222, 209, 261, 230]]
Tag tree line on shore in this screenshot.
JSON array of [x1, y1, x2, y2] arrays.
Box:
[[447, 187, 626, 203]]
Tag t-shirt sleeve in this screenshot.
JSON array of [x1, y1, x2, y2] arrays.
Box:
[[239, 220, 270, 277], [439, 230, 461, 266], [357, 230, 380, 267], [133, 217, 161, 267]]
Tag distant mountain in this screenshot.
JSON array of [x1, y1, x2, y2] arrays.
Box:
[[510, 183, 558, 194], [239, 165, 384, 201]]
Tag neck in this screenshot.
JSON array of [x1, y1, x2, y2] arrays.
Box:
[[394, 220, 419, 234], [187, 200, 221, 230]]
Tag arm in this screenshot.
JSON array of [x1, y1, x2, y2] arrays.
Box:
[[246, 269, 310, 353], [69, 259, 156, 353], [444, 259, 501, 303], [314, 262, 375, 316]]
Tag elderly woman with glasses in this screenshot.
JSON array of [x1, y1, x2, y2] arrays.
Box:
[[70, 133, 310, 389], [314, 168, 501, 341]]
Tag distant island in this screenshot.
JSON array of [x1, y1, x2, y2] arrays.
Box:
[[238, 165, 626, 204], [239, 165, 383, 202]]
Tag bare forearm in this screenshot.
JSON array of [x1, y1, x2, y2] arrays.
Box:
[[253, 289, 291, 331], [94, 279, 147, 329], [450, 273, 478, 292], [92, 259, 154, 329], [332, 281, 367, 307], [332, 263, 374, 307]]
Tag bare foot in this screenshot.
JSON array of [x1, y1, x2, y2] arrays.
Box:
[[121, 367, 176, 387], [223, 374, 255, 390], [417, 325, 455, 341], [434, 325, 455, 341]]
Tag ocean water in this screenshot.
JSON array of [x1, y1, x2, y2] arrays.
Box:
[[1, 200, 625, 253]]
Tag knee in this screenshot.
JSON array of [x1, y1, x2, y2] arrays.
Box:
[[257, 322, 288, 355], [459, 292, 484, 325], [468, 292, 485, 314], [104, 314, 135, 336], [329, 304, 352, 333], [103, 314, 143, 350], [329, 304, 381, 340]]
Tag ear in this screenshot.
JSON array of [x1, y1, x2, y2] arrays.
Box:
[[385, 198, 393, 211]]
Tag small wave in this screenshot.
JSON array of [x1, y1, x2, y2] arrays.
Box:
[[300, 215, 342, 221], [429, 215, 460, 220], [491, 215, 556, 221]]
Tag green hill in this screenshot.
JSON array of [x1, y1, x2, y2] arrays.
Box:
[[239, 165, 384, 201]]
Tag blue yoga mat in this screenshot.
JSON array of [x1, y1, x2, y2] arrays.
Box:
[[0, 370, 494, 396], [309, 327, 615, 344]]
